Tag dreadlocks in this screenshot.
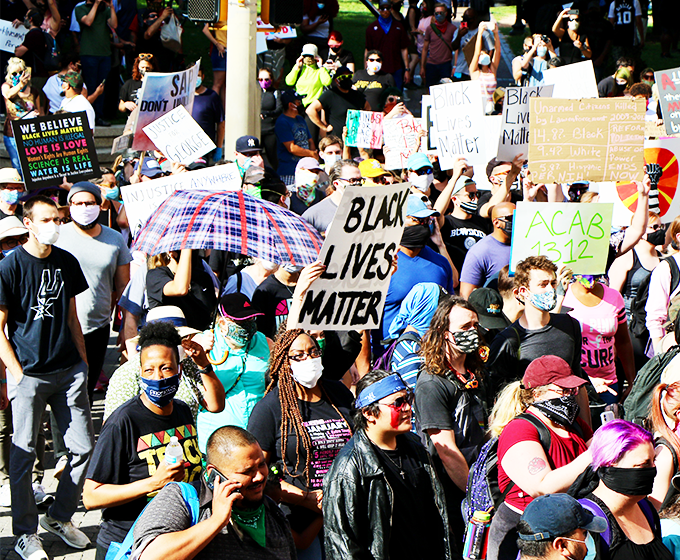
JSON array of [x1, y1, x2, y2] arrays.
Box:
[[266, 328, 314, 484]]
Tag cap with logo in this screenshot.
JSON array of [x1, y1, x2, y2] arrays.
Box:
[[468, 288, 510, 330], [134, 158, 163, 179], [358, 158, 388, 178], [235, 135, 262, 154]]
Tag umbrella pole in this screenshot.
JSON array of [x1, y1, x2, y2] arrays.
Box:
[[211, 254, 229, 328]]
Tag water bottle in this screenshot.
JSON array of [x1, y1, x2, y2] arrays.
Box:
[[164, 436, 184, 465], [463, 511, 491, 560]]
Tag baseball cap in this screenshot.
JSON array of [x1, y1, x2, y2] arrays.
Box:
[[405, 194, 439, 219], [60, 70, 83, 90], [67, 181, 102, 204], [359, 158, 388, 178], [218, 293, 264, 321], [295, 157, 323, 173], [378, 0, 391, 7], [235, 135, 262, 154], [468, 288, 509, 330], [522, 355, 588, 389], [187, 158, 207, 171], [518, 494, 607, 541], [0, 168, 24, 186], [452, 175, 476, 195], [281, 90, 303, 107], [301, 43, 319, 58], [134, 158, 163, 179], [406, 152, 432, 171], [0, 216, 28, 241]]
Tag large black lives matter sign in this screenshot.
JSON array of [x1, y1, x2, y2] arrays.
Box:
[[12, 111, 99, 189]]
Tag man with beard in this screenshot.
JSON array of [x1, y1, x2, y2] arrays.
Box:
[[131, 426, 296, 560], [55, 182, 131, 400]]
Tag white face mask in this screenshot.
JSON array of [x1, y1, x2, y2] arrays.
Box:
[[290, 357, 324, 389], [568, 20, 580, 30], [322, 153, 341, 167], [69, 204, 100, 226], [537, 46, 548, 58], [410, 173, 434, 192], [367, 61, 382, 73], [258, 259, 278, 272], [33, 221, 60, 245], [178, 345, 187, 362], [478, 53, 491, 66]]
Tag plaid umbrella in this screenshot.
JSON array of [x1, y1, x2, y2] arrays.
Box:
[[132, 189, 324, 265]]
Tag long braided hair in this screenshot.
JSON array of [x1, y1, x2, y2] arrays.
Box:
[[265, 328, 315, 484]]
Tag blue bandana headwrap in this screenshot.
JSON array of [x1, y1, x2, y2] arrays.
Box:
[[355, 373, 407, 408]]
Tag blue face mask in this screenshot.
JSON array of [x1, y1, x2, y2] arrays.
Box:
[[528, 288, 557, 312], [196, 76, 202, 89], [1, 190, 20, 205], [434, 12, 446, 22], [2, 247, 18, 258], [104, 185, 120, 200], [140, 372, 181, 408]]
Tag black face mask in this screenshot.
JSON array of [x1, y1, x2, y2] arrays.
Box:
[[646, 228, 666, 246], [400, 224, 430, 249], [598, 465, 657, 496], [337, 76, 353, 90], [532, 395, 580, 426]]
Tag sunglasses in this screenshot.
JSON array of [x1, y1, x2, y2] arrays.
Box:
[[413, 167, 433, 176], [649, 223, 663, 231], [643, 74, 654, 80], [338, 177, 364, 186], [368, 57, 382, 62], [139, 53, 153, 60], [381, 393, 414, 410]]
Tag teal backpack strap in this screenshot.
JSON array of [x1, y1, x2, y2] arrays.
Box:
[[172, 481, 201, 525]]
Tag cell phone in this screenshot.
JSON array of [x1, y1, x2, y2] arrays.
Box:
[[568, 9, 579, 15], [541, 35, 549, 43], [205, 468, 241, 494], [600, 410, 615, 424]]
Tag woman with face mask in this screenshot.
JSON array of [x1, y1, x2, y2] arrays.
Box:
[[258, 67, 282, 170], [196, 294, 270, 453], [584, 420, 672, 560], [486, 355, 593, 560], [118, 53, 156, 114], [648, 381, 680, 510], [248, 327, 353, 560], [469, 21, 501, 114], [552, 8, 592, 64]]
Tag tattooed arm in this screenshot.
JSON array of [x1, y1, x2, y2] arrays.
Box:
[[501, 441, 591, 498]]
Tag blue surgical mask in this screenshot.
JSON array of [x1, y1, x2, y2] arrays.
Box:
[[434, 12, 446, 22], [104, 185, 120, 200], [196, 76, 202, 88], [1, 247, 18, 258], [140, 372, 181, 408], [528, 288, 557, 312], [1, 190, 20, 205], [537, 46, 548, 58]]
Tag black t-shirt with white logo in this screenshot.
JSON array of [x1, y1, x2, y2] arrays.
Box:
[[440, 214, 491, 274]]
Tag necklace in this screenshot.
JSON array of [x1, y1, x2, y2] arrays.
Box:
[[382, 450, 405, 479]]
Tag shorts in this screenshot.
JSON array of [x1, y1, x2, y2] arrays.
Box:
[[211, 46, 226, 72]]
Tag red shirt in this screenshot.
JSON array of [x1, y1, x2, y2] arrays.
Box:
[[365, 18, 410, 75], [497, 411, 592, 511]]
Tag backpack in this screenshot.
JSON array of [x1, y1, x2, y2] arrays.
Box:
[[623, 345, 680, 426], [373, 331, 421, 372], [42, 31, 60, 72], [104, 481, 200, 560], [461, 413, 552, 525], [629, 256, 680, 340]]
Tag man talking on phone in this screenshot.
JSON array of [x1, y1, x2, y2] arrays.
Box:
[[131, 426, 297, 560]]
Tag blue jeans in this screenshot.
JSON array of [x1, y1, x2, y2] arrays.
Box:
[[80, 55, 111, 119], [3, 135, 22, 178], [8, 361, 94, 535], [392, 68, 405, 90], [426, 61, 453, 87]]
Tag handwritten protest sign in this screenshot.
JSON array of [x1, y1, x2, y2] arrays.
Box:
[[528, 97, 645, 183], [121, 163, 241, 235], [542, 60, 598, 99], [0, 20, 27, 53], [345, 110, 383, 149], [133, 61, 200, 151], [510, 202, 613, 275], [297, 184, 410, 330], [383, 117, 421, 170], [421, 95, 437, 152], [656, 67, 680, 136], [11, 112, 99, 189], [143, 105, 216, 165], [430, 81, 486, 171], [497, 85, 553, 161]]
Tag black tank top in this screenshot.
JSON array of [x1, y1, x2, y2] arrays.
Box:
[[623, 249, 652, 320]]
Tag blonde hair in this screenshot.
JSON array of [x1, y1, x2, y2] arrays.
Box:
[[580, 191, 599, 204], [487, 381, 548, 437], [5, 57, 27, 84], [147, 253, 170, 270]]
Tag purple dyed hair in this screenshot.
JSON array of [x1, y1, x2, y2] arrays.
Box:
[[590, 419, 653, 469]]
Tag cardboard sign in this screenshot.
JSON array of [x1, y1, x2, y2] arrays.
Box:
[[655, 67, 680, 136], [11, 112, 99, 189], [122, 163, 241, 235], [528, 97, 645, 183], [143, 105, 216, 165], [497, 85, 553, 161], [510, 202, 613, 275], [542, 60, 598, 99], [111, 133, 133, 155], [345, 110, 383, 149], [383, 117, 422, 170], [0, 20, 28, 53], [132, 61, 200, 151], [297, 184, 410, 330], [598, 137, 680, 225], [429, 81, 486, 171]]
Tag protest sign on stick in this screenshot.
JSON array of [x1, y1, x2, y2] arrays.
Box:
[[143, 105, 216, 165], [429, 81, 486, 170], [111, 133, 133, 155], [497, 85, 553, 161], [655, 67, 680, 136], [11, 112, 99, 189], [121, 163, 241, 235], [528, 97, 645, 183], [383, 117, 421, 170], [0, 20, 27, 53], [421, 95, 437, 152], [510, 202, 613, 275], [345, 110, 383, 149], [542, 60, 598, 99], [297, 183, 410, 330], [133, 61, 200, 151]]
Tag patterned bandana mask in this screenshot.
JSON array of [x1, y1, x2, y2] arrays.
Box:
[[449, 329, 479, 354], [528, 288, 557, 312], [532, 395, 580, 426]]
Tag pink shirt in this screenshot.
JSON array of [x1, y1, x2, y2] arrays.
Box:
[[563, 284, 626, 382]]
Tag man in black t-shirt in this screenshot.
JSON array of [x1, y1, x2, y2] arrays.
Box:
[[14, 10, 47, 82], [352, 50, 396, 111], [306, 67, 370, 136], [251, 265, 300, 338], [0, 197, 93, 560]]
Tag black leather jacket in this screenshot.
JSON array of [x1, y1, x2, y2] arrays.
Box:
[[322, 429, 454, 560]]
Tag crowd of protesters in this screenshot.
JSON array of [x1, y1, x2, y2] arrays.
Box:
[[1, 0, 680, 559]]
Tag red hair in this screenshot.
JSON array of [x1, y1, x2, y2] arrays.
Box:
[[329, 30, 343, 43]]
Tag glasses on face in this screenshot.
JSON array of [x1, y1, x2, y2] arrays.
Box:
[[338, 177, 364, 186], [71, 200, 98, 207], [386, 95, 402, 104], [643, 74, 654, 81], [367, 57, 382, 62], [289, 348, 322, 362], [139, 53, 153, 60], [413, 167, 433, 176], [649, 223, 663, 231], [1, 235, 28, 249], [380, 392, 414, 411]]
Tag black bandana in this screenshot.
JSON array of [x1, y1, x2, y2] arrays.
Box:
[[532, 395, 580, 426]]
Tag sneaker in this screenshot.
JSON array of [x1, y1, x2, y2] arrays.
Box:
[[53, 455, 69, 480], [15, 533, 48, 560], [40, 515, 90, 549], [32, 484, 54, 507], [0, 483, 11, 507]]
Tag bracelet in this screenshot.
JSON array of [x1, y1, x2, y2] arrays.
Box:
[[196, 364, 213, 375]]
